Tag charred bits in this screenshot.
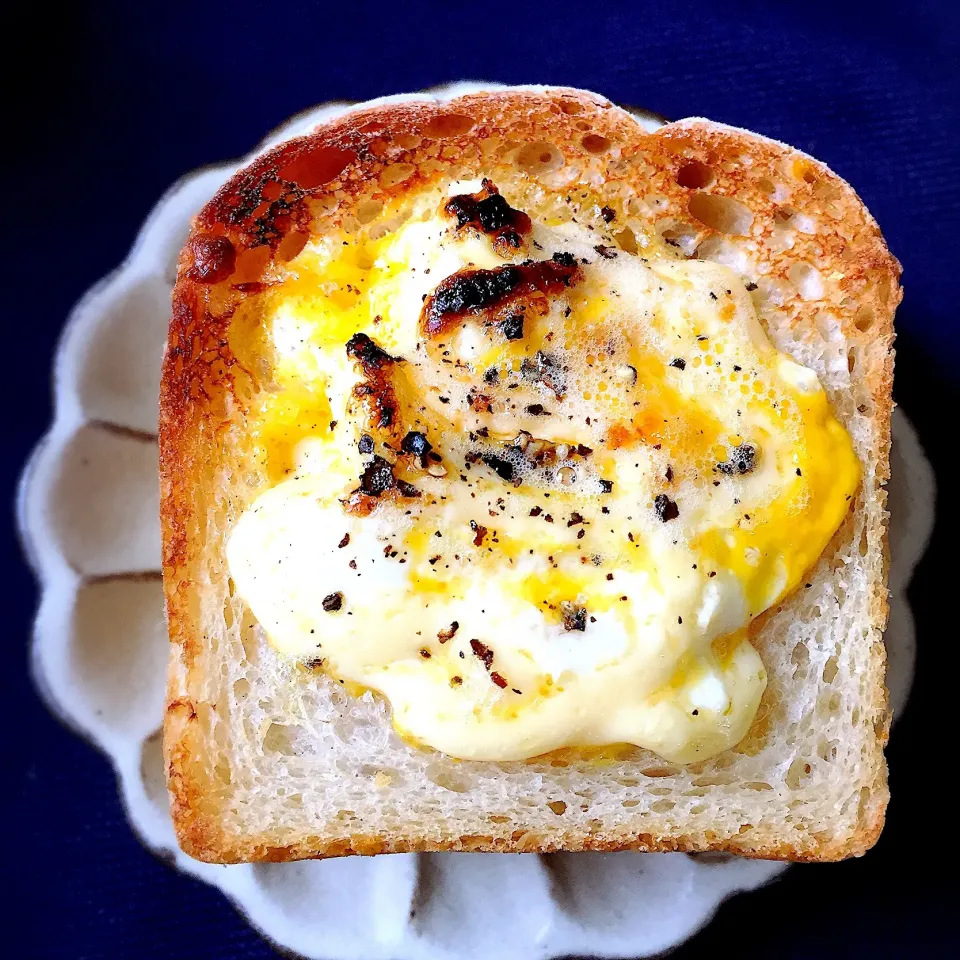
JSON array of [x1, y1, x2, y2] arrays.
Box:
[[654, 493, 680, 522], [401, 430, 432, 459], [342, 454, 419, 516], [360, 455, 395, 495], [481, 454, 518, 485], [346, 332, 399, 372], [500, 313, 525, 340], [345, 333, 403, 435], [421, 254, 582, 338], [444, 179, 532, 256], [470, 638, 495, 670], [438, 621, 459, 643], [185, 234, 236, 283], [561, 601, 587, 632], [716, 443, 757, 476], [322, 592, 344, 612]]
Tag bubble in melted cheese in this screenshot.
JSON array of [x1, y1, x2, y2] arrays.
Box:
[[226, 184, 860, 765]]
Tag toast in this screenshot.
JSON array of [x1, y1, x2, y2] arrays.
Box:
[[161, 87, 899, 863]]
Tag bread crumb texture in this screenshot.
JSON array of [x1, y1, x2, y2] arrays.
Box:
[[161, 88, 899, 864]]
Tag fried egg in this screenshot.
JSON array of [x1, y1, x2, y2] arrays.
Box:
[[226, 180, 859, 765]]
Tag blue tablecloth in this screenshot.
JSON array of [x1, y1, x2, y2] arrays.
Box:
[[8, 1, 958, 956]]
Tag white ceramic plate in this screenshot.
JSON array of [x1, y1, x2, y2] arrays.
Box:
[[18, 83, 933, 960]]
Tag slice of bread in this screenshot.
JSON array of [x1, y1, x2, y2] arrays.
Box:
[[161, 87, 899, 864]]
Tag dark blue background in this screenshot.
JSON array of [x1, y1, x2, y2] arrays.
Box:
[[7, 1, 959, 956]]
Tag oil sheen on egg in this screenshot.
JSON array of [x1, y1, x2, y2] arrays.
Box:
[[226, 183, 860, 765]]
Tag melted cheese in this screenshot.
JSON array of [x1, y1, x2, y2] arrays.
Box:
[[226, 185, 859, 765]]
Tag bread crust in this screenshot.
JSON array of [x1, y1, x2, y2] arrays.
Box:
[[160, 87, 900, 865]]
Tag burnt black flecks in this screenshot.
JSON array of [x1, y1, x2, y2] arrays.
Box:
[[345, 332, 398, 371], [717, 443, 757, 476], [501, 314, 525, 340], [359, 455, 396, 495], [481, 454, 516, 483], [654, 493, 680, 522], [401, 431, 432, 458], [322, 592, 344, 612]]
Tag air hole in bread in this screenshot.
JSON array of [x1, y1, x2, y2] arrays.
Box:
[[822, 656, 839, 685], [548, 800, 567, 815], [641, 765, 680, 778], [581, 134, 612, 154], [356, 198, 384, 224], [688, 193, 754, 236], [692, 773, 735, 788], [859, 525, 870, 558], [817, 738, 839, 762], [622, 799, 640, 808], [644, 193, 670, 214], [651, 799, 675, 813], [789, 159, 819, 184], [659, 221, 700, 256], [223, 599, 235, 630], [488, 814, 511, 824], [279, 145, 354, 189], [773, 205, 796, 226], [613, 226, 639, 254], [787, 262, 825, 301], [559, 99, 585, 115], [854, 306, 875, 332], [847, 350, 857, 374], [422, 113, 475, 138], [791, 643, 809, 667], [276, 230, 309, 263], [746, 781, 773, 791], [233, 678, 250, 700], [785, 757, 812, 790], [587, 818, 604, 834], [517, 141, 563, 174], [380, 163, 416, 188], [263, 723, 298, 755], [676, 160, 715, 189]]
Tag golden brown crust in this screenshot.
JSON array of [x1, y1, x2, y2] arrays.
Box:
[[177, 814, 885, 865], [161, 87, 900, 865]]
